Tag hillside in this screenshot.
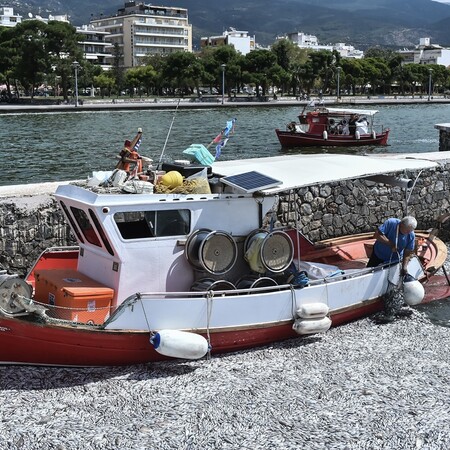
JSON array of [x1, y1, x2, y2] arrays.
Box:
[[10, 0, 450, 49]]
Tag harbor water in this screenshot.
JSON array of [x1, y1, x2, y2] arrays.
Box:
[[0, 102, 449, 186]]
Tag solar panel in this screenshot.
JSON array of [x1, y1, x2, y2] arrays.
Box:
[[220, 171, 283, 193]]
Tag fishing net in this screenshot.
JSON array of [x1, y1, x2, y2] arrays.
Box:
[[372, 259, 412, 324]]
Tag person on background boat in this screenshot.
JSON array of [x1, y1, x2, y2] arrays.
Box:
[[116, 128, 143, 178], [348, 114, 359, 136]]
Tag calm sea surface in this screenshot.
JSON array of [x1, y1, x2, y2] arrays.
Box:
[[0, 102, 449, 186]]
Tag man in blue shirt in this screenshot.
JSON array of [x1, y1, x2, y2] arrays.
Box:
[[367, 216, 417, 274], [368, 216, 417, 323]]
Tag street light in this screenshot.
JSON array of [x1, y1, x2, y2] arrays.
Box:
[[72, 61, 80, 107], [428, 67, 433, 101], [221, 64, 226, 105], [336, 66, 341, 101]]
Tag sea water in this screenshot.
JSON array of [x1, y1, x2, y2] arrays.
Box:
[[0, 102, 449, 186]]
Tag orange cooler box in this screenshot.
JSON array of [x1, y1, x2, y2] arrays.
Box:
[[34, 269, 114, 324]]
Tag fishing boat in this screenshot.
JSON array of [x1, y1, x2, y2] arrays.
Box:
[[275, 107, 390, 147], [0, 153, 446, 367]]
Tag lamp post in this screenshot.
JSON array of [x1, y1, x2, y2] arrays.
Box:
[[336, 66, 341, 101], [428, 67, 433, 101], [72, 61, 80, 107], [221, 64, 226, 105]]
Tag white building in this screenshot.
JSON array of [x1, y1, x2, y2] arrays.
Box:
[[77, 26, 113, 70], [279, 32, 364, 59], [0, 7, 22, 27], [89, 1, 192, 68], [399, 38, 450, 67], [201, 28, 256, 55]]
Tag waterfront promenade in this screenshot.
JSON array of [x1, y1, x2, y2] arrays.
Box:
[[1, 94, 450, 114]]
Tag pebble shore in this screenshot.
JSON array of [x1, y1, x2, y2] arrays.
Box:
[[1, 309, 449, 450]]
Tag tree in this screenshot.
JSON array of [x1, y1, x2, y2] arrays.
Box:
[[161, 51, 204, 96], [341, 59, 364, 95], [361, 58, 391, 95], [0, 27, 18, 100], [125, 65, 156, 97], [12, 20, 48, 98], [243, 49, 278, 96], [94, 72, 115, 98], [45, 21, 83, 101], [271, 39, 308, 95], [111, 43, 125, 95]]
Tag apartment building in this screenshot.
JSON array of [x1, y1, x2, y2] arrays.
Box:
[[89, 1, 192, 68], [77, 25, 113, 70], [201, 28, 256, 55], [399, 38, 450, 66], [0, 7, 22, 27]]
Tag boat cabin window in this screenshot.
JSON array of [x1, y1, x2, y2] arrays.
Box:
[[88, 209, 115, 256], [114, 209, 191, 239], [70, 206, 102, 247], [60, 201, 85, 243]]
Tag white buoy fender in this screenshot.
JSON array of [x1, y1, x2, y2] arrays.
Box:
[[355, 130, 360, 140], [151, 330, 209, 360], [292, 317, 332, 335], [323, 130, 328, 140], [372, 130, 377, 140], [296, 303, 329, 319], [403, 279, 425, 306]]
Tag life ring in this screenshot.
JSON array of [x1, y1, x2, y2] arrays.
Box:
[[323, 130, 328, 140]]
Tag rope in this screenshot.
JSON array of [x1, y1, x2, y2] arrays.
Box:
[[138, 294, 155, 339], [290, 285, 297, 318], [205, 290, 214, 360]]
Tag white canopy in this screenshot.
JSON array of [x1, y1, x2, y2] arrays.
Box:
[[323, 107, 379, 116], [212, 154, 437, 194]]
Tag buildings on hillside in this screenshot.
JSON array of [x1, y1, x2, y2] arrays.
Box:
[[398, 37, 450, 66], [3, 2, 450, 72], [0, 7, 21, 27], [89, 1, 192, 68], [201, 28, 255, 55], [278, 32, 364, 59]]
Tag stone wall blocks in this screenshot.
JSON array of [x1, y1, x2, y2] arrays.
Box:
[[319, 186, 332, 197]]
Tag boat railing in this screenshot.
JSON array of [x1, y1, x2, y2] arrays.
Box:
[[31, 298, 110, 326], [25, 246, 80, 282]]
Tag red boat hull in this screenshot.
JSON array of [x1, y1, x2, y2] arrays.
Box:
[[0, 300, 382, 367], [2, 272, 448, 367], [275, 129, 390, 147]]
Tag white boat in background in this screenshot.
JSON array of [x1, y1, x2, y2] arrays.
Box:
[[0, 153, 446, 366]]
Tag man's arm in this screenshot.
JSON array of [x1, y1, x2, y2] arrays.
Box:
[[373, 229, 397, 253]]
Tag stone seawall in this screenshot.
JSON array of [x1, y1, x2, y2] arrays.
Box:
[[1, 153, 449, 276]]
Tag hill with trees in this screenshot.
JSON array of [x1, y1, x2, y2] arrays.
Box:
[[12, 0, 450, 48]]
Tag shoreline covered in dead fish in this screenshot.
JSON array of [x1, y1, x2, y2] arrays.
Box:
[[0, 311, 449, 450]]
